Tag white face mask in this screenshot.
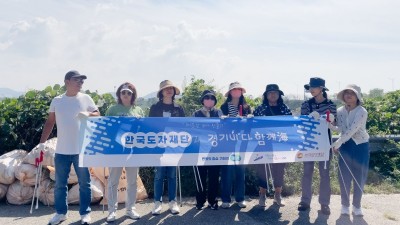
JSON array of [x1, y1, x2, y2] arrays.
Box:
[[203, 99, 215, 108]]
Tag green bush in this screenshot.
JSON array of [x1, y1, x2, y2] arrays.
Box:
[[0, 84, 115, 155]]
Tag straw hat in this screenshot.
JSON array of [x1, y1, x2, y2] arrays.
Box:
[[225, 81, 246, 97], [157, 80, 180, 98]]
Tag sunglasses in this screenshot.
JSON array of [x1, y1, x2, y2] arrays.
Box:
[[121, 90, 132, 96]]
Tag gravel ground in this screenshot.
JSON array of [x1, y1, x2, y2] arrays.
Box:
[[0, 194, 399, 225]]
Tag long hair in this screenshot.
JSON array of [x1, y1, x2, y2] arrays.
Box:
[[224, 93, 247, 106], [116, 82, 137, 105]]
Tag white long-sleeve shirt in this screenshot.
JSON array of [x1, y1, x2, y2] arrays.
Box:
[[336, 105, 369, 145]]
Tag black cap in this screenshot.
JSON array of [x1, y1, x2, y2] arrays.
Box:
[[64, 70, 87, 80], [304, 77, 328, 91], [200, 90, 217, 105]]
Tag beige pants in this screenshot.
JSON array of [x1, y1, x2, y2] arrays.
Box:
[[107, 167, 138, 213]]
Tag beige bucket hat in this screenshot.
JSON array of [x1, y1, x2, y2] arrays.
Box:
[[157, 80, 181, 98], [225, 81, 246, 97], [337, 84, 363, 104]]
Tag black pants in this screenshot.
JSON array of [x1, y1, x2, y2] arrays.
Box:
[[194, 165, 220, 206]]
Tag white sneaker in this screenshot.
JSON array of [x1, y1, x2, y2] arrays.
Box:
[[237, 201, 247, 208], [221, 202, 230, 209], [152, 201, 162, 215], [48, 213, 67, 225], [259, 194, 267, 207], [81, 214, 91, 224], [169, 200, 180, 214], [126, 209, 140, 219], [352, 206, 364, 217], [341, 205, 350, 215], [106, 212, 116, 222]]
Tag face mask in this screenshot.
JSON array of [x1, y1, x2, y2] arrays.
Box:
[[203, 99, 215, 108]]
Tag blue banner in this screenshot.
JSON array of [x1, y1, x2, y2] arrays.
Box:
[[79, 115, 331, 167]]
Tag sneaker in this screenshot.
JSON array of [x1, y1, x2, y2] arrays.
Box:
[[152, 201, 162, 215], [81, 214, 91, 225], [169, 200, 180, 214], [259, 193, 267, 207], [237, 201, 247, 208], [126, 209, 140, 219], [352, 206, 364, 217], [298, 202, 310, 211], [341, 205, 350, 216], [48, 213, 67, 225], [106, 212, 116, 222], [321, 204, 331, 215], [221, 202, 230, 209], [273, 194, 286, 207], [208, 202, 218, 210], [196, 204, 203, 210]]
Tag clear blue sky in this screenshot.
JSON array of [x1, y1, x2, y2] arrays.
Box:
[[0, 0, 399, 99]]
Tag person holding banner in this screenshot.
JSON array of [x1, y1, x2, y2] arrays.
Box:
[[38, 70, 100, 225], [149, 80, 185, 215], [105, 82, 144, 222], [220, 81, 252, 209], [298, 77, 337, 215], [331, 84, 369, 217], [193, 90, 223, 210], [253, 84, 292, 207]]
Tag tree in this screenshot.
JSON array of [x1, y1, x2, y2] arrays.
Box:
[[367, 88, 384, 99], [178, 76, 222, 116]]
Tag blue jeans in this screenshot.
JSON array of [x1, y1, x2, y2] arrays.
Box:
[[220, 165, 245, 203], [54, 154, 91, 215], [338, 140, 369, 208], [153, 166, 177, 202]]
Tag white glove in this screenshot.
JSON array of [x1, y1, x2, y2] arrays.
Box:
[[246, 114, 254, 118], [328, 122, 338, 131], [331, 139, 342, 150], [220, 115, 228, 120], [78, 112, 90, 119], [309, 111, 320, 120], [38, 143, 45, 151], [134, 115, 142, 119]]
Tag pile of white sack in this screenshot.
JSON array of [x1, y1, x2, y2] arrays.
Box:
[[0, 138, 148, 206]]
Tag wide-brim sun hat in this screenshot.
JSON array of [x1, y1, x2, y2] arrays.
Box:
[[337, 84, 363, 104], [200, 90, 217, 105], [157, 80, 181, 98], [225, 81, 246, 97], [304, 77, 329, 91], [263, 84, 284, 96]]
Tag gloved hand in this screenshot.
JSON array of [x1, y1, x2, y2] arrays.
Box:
[[246, 114, 254, 118], [78, 112, 90, 119], [134, 115, 142, 119], [331, 139, 342, 151], [38, 143, 45, 151], [309, 111, 320, 120], [220, 115, 228, 120]]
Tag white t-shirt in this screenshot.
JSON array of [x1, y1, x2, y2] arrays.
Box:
[[49, 92, 98, 154]]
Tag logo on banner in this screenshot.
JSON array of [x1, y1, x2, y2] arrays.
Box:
[[121, 132, 192, 148], [229, 153, 241, 162]]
